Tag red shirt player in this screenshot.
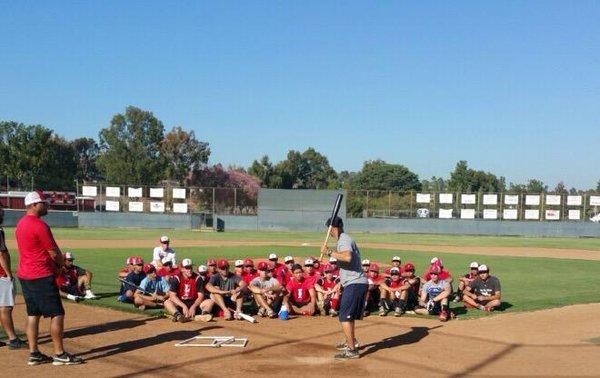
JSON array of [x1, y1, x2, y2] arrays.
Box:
[[422, 257, 453, 283], [379, 267, 405, 316], [156, 260, 180, 279], [303, 258, 322, 286], [314, 264, 340, 315], [284, 263, 316, 316], [278, 256, 295, 286], [268, 253, 286, 280], [241, 258, 258, 285], [119, 257, 135, 279], [384, 256, 403, 277], [164, 258, 213, 322]]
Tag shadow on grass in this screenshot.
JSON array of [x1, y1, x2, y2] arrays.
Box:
[[451, 301, 513, 317], [359, 325, 441, 357]]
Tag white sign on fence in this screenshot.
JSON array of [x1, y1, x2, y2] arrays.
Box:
[[82, 186, 97, 197], [483, 209, 498, 219], [460, 208, 475, 219], [150, 188, 164, 198], [525, 209, 539, 220], [568, 209, 581, 220], [438, 208, 453, 219], [567, 195, 582, 206], [503, 209, 518, 220], [504, 195, 519, 205], [483, 194, 497, 205], [590, 196, 600, 206], [128, 201, 144, 212], [173, 203, 188, 213], [545, 209, 560, 220], [150, 202, 165, 213], [105, 200, 120, 212], [461, 194, 476, 205], [172, 188, 186, 199], [545, 195, 561, 206], [525, 195, 540, 206], [106, 186, 121, 198], [416, 193, 431, 203], [128, 187, 143, 198], [439, 193, 453, 204]]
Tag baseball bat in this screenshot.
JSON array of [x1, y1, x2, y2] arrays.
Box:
[[319, 193, 344, 262], [117, 277, 152, 296], [229, 308, 257, 323]]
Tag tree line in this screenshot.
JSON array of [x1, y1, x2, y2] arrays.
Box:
[[1, 106, 599, 195]]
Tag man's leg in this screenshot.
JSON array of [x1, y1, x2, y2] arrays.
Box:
[[0, 307, 17, 340], [26, 316, 40, 353], [163, 299, 179, 316], [484, 299, 501, 311], [199, 299, 215, 314], [341, 321, 356, 351], [462, 294, 479, 308], [253, 293, 270, 311], [210, 293, 232, 319], [50, 315, 65, 355]]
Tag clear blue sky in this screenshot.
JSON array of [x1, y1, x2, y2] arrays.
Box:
[[1, 1, 599, 189]]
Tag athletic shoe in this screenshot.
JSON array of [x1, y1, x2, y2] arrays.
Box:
[[329, 309, 338, 317], [379, 306, 387, 317], [266, 309, 276, 318], [453, 295, 461, 303], [179, 315, 191, 323], [363, 310, 370, 317], [394, 307, 402, 317], [439, 310, 448, 322], [8, 338, 27, 350], [138, 305, 146, 311], [84, 290, 98, 300], [335, 340, 360, 350], [234, 312, 242, 320], [0, 340, 5, 347], [172, 312, 182, 322], [52, 352, 83, 365], [334, 348, 360, 360], [28, 351, 53, 366], [257, 307, 267, 317], [405, 310, 416, 315], [117, 294, 129, 302], [194, 313, 213, 322]]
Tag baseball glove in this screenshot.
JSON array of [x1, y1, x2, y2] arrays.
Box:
[[426, 299, 435, 313]]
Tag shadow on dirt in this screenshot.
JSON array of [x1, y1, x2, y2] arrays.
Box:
[[359, 325, 441, 357]]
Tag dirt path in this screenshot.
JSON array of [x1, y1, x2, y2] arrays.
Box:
[[1, 298, 598, 377], [7, 238, 599, 261]]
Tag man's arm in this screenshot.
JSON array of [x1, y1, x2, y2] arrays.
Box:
[[0, 251, 12, 280], [433, 283, 451, 301]]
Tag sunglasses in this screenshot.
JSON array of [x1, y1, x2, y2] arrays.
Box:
[[135, 264, 144, 266], [430, 272, 439, 275], [478, 271, 489, 274]]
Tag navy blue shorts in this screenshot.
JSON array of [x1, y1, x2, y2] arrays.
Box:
[[339, 283, 368, 322]]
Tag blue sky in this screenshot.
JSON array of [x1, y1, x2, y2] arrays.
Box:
[[1, 1, 599, 189]]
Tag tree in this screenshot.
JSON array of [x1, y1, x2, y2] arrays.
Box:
[[72, 137, 100, 182], [421, 176, 447, 192], [161, 126, 210, 184], [352, 160, 421, 192], [526, 179, 547, 193], [553, 181, 567, 195], [248, 155, 275, 187], [447, 160, 504, 193], [596, 180, 600, 193], [97, 106, 166, 185]]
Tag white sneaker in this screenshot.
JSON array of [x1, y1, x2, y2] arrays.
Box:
[[84, 290, 98, 300]]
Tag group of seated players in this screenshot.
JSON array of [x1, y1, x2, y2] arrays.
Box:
[[115, 236, 502, 323]]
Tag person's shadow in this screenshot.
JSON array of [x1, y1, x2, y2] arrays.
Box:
[[359, 326, 441, 357]]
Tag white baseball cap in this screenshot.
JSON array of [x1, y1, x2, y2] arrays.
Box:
[[392, 256, 401, 262], [162, 256, 174, 265], [284, 256, 294, 263], [390, 267, 400, 274], [64, 252, 74, 260], [160, 235, 170, 243], [430, 257, 439, 264], [478, 264, 489, 272], [234, 259, 244, 267], [181, 258, 193, 267], [361, 259, 370, 266], [329, 257, 338, 263], [268, 253, 278, 260], [24, 191, 49, 206], [198, 265, 208, 273], [304, 258, 314, 266], [469, 262, 479, 269]]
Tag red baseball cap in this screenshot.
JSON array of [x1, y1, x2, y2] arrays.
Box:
[[403, 262, 415, 271], [257, 261, 269, 271], [217, 259, 229, 269], [207, 258, 217, 266], [133, 257, 144, 265], [126, 256, 134, 265], [324, 264, 334, 272], [143, 264, 156, 274], [369, 263, 379, 272], [430, 266, 441, 274], [244, 258, 254, 267]]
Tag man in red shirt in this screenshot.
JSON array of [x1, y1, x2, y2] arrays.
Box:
[[379, 267, 405, 317], [314, 264, 340, 316], [365, 263, 384, 316], [422, 257, 453, 284], [16, 191, 82, 365], [303, 258, 322, 286], [283, 264, 316, 316]]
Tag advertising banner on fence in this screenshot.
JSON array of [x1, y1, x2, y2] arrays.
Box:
[[439, 193, 453, 204], [106, 187, 120, 198], [567, 195, 582, 206], [483, 209, 498, 219], [483, 194, 497, 205], [150, 188, 164, 198], [150, 202, 165, 212], [105, 200, 120, 212], [82, 186, 97, 197], [525, 209, 539, 220], [525, 195, 540, 206], [172, 188, 186, 199], [438, 208, 453, 219], [128, 187, 143, 198], [503, 209, 518, 220], [504, 195, 519, 205], [545, 209, 560, 220], [590, 196, 600, 206], [173, 203, 188, 213], [460, 208, 475, 219], [416, 193, 431, 203], [568, 209, 581, 220], [545, 195, 561, 206], [128, 202, 143, 212], [461, 194, 476, 205]]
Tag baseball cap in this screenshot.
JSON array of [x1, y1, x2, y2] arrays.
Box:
[[392, 256, 401, 262], [329, 257, 338, 263], [369, 263, 379, 272], [284, 256, 294, 263], [325, 216, 343, 228], [126, 256, 134, 265], [133, 256, 144, 265], [198, 265, 208, 273], [390, 267, 400, 274], [361, 259, 370, 266], [143, 264, 156, 274], [181, 258, 193, 268], [217, 259, 229, 269], [234, 259, 244, 267], [24, 190, 49, 206], [160, 235, 170, 243], [244, 258, 254, 267], [404, 262, 415, 272], [470, 262, 480, 269], [430, 257, 440, 264], [207, 258, 217, 266], [310, 256, 319, 264], [268, 253, 278, 261], [430, 266, 441, 274], [162, 256, 173, 265], [324, 264, 334, 272], [478, 264, 489, 273], [64, 252, 74, 260], [304, 258, 314, 266], [291, 263, 303, 272], [257, 261, 269, 271]]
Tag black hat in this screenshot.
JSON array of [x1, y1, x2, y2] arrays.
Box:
[[325, 216, 343, 228]]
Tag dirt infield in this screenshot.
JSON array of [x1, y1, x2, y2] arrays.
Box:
[[7, 238, 599, 260], [1, 297, 598, 377]]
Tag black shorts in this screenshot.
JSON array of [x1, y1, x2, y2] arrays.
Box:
[[20, 275, 65, 318], [405, 290, 419, 310], [339, 283, 368, 322]]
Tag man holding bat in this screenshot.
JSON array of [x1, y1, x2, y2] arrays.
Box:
[[321, 215, 369, 361]]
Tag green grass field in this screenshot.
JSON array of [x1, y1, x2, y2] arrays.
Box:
[[5, 229, 600, 321]]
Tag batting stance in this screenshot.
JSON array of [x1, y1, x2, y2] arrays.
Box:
[[321, 216, 369, 360]]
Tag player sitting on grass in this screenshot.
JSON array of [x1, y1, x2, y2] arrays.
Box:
[[278, 256, 295, 286], [118, 256, 134, 279], [56, 252, 98, 301], [396, 262, 420, 314], [454, 262, 479, 302], [249, 261, 283, 318], [328, 257, 340, 277], [423, 257, 453, 285], [361, 259, 370, 274], [206, 259, 247, 321], [303, 258, 321, 286], [415, 266, 452, 321], [156, 258, 180, 279], [378, 267, 404, 317], [164, 258, 213, 323], [283, 263, 317, 316], [462, 264, 501, 312], [152, 235, 176, 268], [134, 264, 170, 310], [268, 253, 287, 279], [206, 258, 217, 277], [365, 263, 384, 316], [384, 256, 402, 277], [118, 257, 146, 303], [234, 260, 245, 277], [315, 264, 340, 316], [242, 258, 259, 285], [311, 256, 324, 274]]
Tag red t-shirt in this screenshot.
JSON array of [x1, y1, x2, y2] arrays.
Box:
[[0, 228, 8, 277], [278, 269, 293, 286], [157, 267, 180, 278], [286, 278, 314, 304], [304, 271, 322, 286], [422, 268, 451, 282], [242, 270, 258, 284], [317, 277, 339, 291], [368, 274, 385, 286], [16, 214, 59, 280]]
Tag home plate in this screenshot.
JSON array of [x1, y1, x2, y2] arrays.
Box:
[[294, 356, 330, 365]]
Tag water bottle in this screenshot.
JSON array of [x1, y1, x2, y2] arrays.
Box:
[[279, 304, 289, 320]]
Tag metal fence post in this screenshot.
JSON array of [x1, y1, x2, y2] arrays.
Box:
[[388, 191, 391, 217], [366, 190, 369, 218], [212, 187, 216, 216], [234, 188, 237, 215]]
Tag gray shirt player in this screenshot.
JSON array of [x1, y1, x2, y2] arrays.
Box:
[[336, 233, 368, 287]]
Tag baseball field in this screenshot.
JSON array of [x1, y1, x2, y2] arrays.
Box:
[[2, 228, 600, 377]]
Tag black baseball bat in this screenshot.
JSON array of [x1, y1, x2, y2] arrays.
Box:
[[319, 193, 343, 261]]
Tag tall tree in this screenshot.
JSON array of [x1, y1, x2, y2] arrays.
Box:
[[72, 137, 100, 183], [352, 160, 421, 192], [160, 126, 210, 184], [248, 155, 275, 187], [526, 179, 547, 193], [97, 106, 166, 185], [447, 160, 504, 192], [553, 181, 567, 195]]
